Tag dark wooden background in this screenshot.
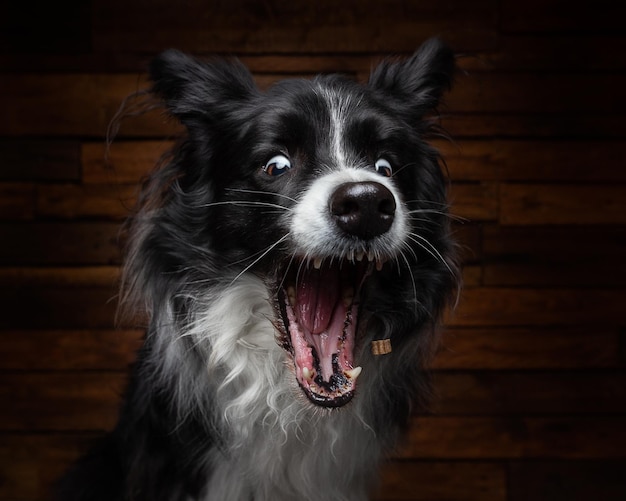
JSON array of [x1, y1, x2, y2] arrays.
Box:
[[1, 1, 626, 499]]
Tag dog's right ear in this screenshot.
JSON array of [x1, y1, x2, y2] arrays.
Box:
[[149, 49, 258, 129]]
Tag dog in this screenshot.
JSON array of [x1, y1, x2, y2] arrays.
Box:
[[59, 37, 459, 501]]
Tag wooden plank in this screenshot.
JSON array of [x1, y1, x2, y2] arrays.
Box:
[[476, 35, 626, 71], [91, 0, 498, 54], [0, 288, 120, 329], [449, 183, 498, 221], [374, 461, 506, 501], [431, 371, 626, 415], [482, 226, 626, 286], [0, 373, 125, 431], [501, 0, 626, 33], [445, 113, 626, 140], [0, 266, 121, 287], [451, 223, 482, 264], [500, 184, 626, 225], [0, 330, 142, 370], [447, 73, 626, 114], [36, 184, 137, 219], [0, 140, 80, 181], [508, 460, 626, 501], [450, 287, 624, 327], [438, 140, 626, 182], [434, 327, 620, 370], [399, 416, 626, 459], [0, 1, 90, 55], [0, 74, 168, 137], [461, 264, 482, 287], [0, 433, 99, 500], [0, 223, 122, 265], [82, 140, 173, 184], [0, 183, 35, 220]]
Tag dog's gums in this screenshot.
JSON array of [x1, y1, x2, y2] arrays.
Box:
[[277, 256, 380, 407], [59, 38, 459, 500]]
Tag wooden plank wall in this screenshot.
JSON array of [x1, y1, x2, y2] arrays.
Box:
[[1, 1, 625, 499]]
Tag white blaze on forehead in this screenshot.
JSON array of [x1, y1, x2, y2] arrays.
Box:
[[318, 86, 354, 169]]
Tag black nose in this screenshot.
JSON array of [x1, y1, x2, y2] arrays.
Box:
[[329, 181, 396, 239]]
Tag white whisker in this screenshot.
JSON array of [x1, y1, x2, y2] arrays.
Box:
[[225, 187, 298, 204], [407, 232, 455, 276], [229, 233, 291, 286], [194, 200, 293, 212]]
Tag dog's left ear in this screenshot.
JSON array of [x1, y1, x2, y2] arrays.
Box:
[[368, 38, 455, 120], [149, 49, 258, 130]]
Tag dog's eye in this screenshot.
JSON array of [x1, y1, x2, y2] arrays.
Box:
[[374, 158, 393, 177], [263, 155, 292, 177]]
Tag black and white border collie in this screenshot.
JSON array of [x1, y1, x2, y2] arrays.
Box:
[[60, 38, 459, 501]]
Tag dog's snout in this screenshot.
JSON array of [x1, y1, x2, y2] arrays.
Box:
[[330, 181, 396, 239]]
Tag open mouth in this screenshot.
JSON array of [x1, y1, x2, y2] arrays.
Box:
[[276, 254, 384, 407]]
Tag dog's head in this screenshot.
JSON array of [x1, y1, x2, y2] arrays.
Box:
[[140, 39, 458, 408]]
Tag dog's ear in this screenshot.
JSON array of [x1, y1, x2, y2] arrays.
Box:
[[368, 38, 455, 119], [149, 49, 258, 128]]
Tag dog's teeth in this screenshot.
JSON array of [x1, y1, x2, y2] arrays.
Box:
[[367, 251, 375, 262], [302, 367, 314, 381], [356, 251, 365, 262], [287, 286, 296, 305], [313, 258, 323, 269], [376, 259, 384, 271], [343, 286, 354, 307], [345, 367, 362, 380]]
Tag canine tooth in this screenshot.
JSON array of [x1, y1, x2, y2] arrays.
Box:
[[356, 251, 365, 261], [345, 366, 362, 380], [287, 286, 296, 304], [376, 259, 384, 271], [367, 251, 375, 262], [302, 367, 314, 381], [313, 258, 323, 269]]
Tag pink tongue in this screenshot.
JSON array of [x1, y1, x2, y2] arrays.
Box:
[[296, 266, 340, 335]]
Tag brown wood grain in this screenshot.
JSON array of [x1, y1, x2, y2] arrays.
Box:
[[0, 373, 125, 431], [450, 287, 624, 327], [0, 266, 121, 288], [482, 225, 626, 286], [434, 327, 620, 369], [0, 434, 99, 501], [91, 0, 498, 54], [82, 140, 174, 184], [399, 416, 626, 459], [508, 460, 626, 501], [0, 140, 80, 182], [449, 183, 498, 221], [0, 223, 122, 265], [0, 288, 120, 329], [500, 184, 626, 225], [431, 371, 626, 415], [374, 461, 506, 501], [0, 183, 35, 220], [439, 140, 626, 182], [36, 184, 137, 219], [0, 330, 142, 370], [501, 0, 626, 33]]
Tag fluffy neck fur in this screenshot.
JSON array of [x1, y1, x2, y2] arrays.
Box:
[[147, 274, 393, 500]]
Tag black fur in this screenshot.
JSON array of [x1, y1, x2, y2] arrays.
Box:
[[58, 38, 459, 501]]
